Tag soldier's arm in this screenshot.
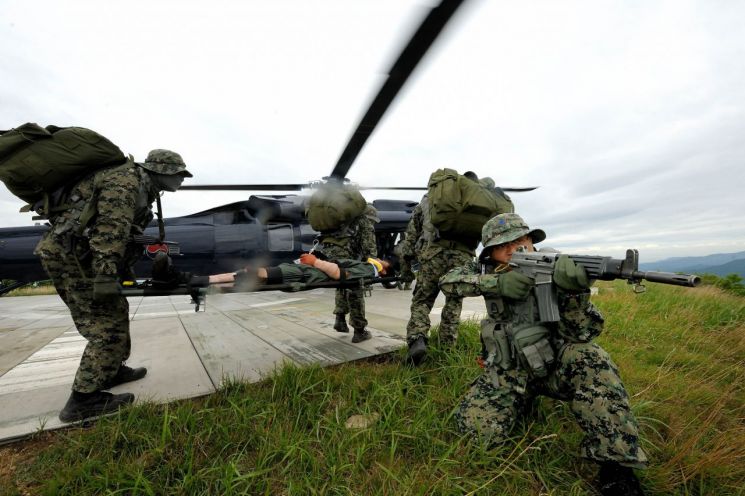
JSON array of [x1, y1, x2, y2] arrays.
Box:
[[312, 259, 343, 280], [88, 166, 140, 276], [438, 261, 488, 297], [358, 215, 378, 259], [399, 204, 422, 260], [556, 291, 605, 342]]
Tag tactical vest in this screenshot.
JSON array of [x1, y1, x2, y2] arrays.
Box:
[[46, 160, 154, 240], [480, 267, 557, 378], [318, 223, 354, 248]]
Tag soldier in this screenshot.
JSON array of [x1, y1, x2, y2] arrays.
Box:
[[35, 149, 192, 422], [403, 191, 475, 365], [318, 205, 378, 343], [439, 213, 647, 496]]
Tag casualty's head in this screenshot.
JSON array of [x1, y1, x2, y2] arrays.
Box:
[[367, 257, 391, 276], [480, 213, 546, 264], [140, 149, 192, 192]]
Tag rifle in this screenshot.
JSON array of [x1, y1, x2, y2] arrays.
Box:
[[509, 249, 700, 323]]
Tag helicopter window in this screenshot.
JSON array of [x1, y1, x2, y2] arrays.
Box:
[[267, 223, 294, 251]]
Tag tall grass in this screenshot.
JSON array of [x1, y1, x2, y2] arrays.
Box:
[[1, 281, 743, 495]]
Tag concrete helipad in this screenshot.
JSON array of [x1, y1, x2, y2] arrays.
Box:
[[0, 286, 486, 444]]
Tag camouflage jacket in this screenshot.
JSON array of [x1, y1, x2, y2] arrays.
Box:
[[36, 161, 155, 276], [439, 259, 604, 344], [398, 201, 423, 261], [319, 209, 378, 260]]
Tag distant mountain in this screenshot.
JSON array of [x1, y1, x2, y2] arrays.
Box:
[[639, 251, 745, 278]]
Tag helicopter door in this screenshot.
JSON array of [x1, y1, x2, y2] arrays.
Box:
[[266, 223, 293, 251]]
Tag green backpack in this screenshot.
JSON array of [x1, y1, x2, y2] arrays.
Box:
[[0, 123, 127, 206], [427, 168, 510, 241], [306, 184, 368, 232]]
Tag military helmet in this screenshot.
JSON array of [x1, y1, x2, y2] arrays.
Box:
[[481, 213, 546, 252], [140, 149, 192, 177]]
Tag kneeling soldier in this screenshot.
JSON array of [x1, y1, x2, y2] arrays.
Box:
[[439, 213, 647, 496]]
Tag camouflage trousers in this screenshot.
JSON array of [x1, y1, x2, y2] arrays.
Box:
[[406, 248, 472, 344], [455, 342, 648, 468], [38, 239, 131, 393], [320, 243, 367, 329]]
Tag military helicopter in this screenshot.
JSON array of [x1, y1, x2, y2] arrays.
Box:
[[0, 0, 533, 295]]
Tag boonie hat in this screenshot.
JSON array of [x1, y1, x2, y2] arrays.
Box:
[[481, 213, 546, 252], [139, 149, 192, 177]]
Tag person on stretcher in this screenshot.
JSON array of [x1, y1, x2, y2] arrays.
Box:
[[200, 253, 392, 286]]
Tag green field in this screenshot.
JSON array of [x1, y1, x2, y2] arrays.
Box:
[[1, 281, 743, 495]]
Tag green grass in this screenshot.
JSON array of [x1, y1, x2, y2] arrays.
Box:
[[3, 281, 56, 297], [1, 281, 744, 495]]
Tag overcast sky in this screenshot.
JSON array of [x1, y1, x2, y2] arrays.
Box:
[[2, 0, 744, 263]]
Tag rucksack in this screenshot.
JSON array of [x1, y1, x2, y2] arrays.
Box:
[[0, 123, 127, 206], [306, 184, 368, 232], [427, 168, 510, 241]]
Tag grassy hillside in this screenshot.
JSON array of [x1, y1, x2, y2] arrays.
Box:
[[1, 281, 743, 495]]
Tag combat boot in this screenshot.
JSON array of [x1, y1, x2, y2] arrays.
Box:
[[406, 336, 427, 366], [334, 313, 350, 333], [597, 462, 645, 496], [103, 364, 148, 389], [352, 328, 372, 343], [59, 390, 135, 423]]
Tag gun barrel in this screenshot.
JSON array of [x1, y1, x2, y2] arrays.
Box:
[[635, 271, 700, 287]]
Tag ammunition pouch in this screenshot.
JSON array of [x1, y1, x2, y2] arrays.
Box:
[[480, 318, 513, 370], [507, 324, 555, 378]]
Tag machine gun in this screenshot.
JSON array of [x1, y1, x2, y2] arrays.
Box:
[[510, 249, 701, 323]]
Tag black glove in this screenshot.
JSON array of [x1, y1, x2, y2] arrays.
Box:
[[93, 275, 120, 302], [497, 271, 533, 300], [553, 254, 590, 292], [152, 252, 193, 287]]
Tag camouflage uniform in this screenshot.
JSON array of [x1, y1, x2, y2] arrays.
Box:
[[266, 259, 378, 285], [405, 195, 474, 344], [397, 199, 422, 264], [35, 150, 190, 394], [439, 214, 647, 468], [318, 208, 378, 329]]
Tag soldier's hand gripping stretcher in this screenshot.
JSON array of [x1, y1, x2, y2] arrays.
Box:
[[118, 252, 401, 311]]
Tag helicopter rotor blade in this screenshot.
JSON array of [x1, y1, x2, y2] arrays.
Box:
[[179, 184, 306, 191], [329, 0, 467, 181], [357, 186, 539, 192], [179, 184, 538, 192]]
